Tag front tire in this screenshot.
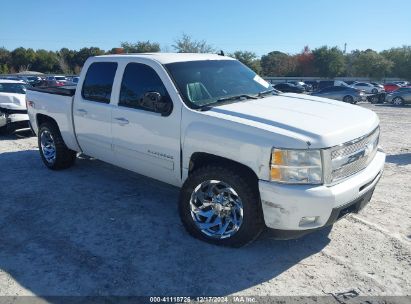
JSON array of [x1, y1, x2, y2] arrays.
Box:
[[38, 122, 76, 170], [179, 165, 264, 247], [371, 88, 378, 94], [343, 95, 355, 104]]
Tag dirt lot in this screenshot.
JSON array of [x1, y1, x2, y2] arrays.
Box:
[[0, 103, 410, 298]]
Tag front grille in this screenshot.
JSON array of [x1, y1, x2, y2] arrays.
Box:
[[330, 127, 379, 183]]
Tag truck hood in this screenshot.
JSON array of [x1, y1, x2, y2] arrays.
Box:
[[0, 93, 26, 110], [205, 93, 379, 148]]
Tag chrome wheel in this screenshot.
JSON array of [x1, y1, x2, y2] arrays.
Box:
[[190, 180, 244, 239], [393, 97, 403, 106], [40, 130, 56, 164]]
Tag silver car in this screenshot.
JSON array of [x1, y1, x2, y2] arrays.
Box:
[[385, 87, 411, 106], [311, 86, 364, 104]]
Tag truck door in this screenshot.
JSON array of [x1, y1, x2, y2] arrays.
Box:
[[111, 62, 181, 186], [73, 61, 117, 162]]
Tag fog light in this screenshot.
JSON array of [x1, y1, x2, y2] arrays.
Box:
[[299, 216, 318, 227]]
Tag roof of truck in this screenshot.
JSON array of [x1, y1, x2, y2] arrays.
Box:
[[95, 53, 235, 64]]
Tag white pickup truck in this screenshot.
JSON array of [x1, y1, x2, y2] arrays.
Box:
[[26, 53, 385, 247]]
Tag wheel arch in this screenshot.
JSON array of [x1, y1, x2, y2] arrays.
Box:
[[188, 152, 259, 190]]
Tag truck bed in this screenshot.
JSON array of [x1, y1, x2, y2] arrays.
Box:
[[27, 85, 77, 97]]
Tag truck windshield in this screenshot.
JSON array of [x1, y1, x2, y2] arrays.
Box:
[[165, 60, 272, 108]]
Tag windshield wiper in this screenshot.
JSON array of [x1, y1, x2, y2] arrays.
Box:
[[257, 88, 277, 97], [198, 94, 257, 110], [216, 94, 258, 103]]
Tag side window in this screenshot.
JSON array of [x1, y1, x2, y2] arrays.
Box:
[[119, 63, 171, 111], [82, 62, 117, 103]]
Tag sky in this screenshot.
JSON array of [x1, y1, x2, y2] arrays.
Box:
[[0, 0, 410, 56]]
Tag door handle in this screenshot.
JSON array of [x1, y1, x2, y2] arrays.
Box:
[[114, 117, 129, 125], [76, 109, 88, 116]]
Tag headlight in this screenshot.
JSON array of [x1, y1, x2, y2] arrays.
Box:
[[270, 149, 323, 184]]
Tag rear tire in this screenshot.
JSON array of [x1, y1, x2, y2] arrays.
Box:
[[38, 122, 76, 170], [392, 97, 404, 106], [371, 88, 378, 94], [179, 165, 264, 247]]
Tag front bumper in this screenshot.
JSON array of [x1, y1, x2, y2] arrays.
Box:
[[0, 108, 29, 127], [259, 151, 385, 234]]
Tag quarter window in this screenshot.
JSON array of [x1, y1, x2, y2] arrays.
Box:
[[82, 62, 118, 103], [119, 63, 171, 111]]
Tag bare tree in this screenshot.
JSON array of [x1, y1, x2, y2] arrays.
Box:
[[172, 33, 215, 53]]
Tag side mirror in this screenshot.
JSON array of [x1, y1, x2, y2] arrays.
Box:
[[141, 92, 172, 116]]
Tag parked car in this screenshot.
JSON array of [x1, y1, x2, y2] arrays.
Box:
[[383, 83, 401, 92], [310, 85, 364, 104], [317, 80, 350, 90], [370, 82, 384, 90], [385, 87, 411, 106], [352, 82, 384, 94], [0, 80, 30, 134], [287, 81, 312, 92], [344, 80, 356, 85], [26, 53, 385, 247], [304, 80, 319, 91], [393, 81, 409, 87], [46, 75, 67, 86], [273, 83, 305, 93]]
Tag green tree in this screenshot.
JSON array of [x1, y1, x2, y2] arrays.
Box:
[[381, 46, 411, 80], [120, 41, 160, 53], [32, 49, 60, 73], [73, 47, 105, 67], [172, 33, 215, 53], [351, 49, 393, 79], [260, 51, 296, 76], [312, 46, 345, 78], [11, 47, 36, 71], [230, 51, 261, 73]]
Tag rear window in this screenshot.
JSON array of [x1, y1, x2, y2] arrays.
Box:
[[82, 62, 118, 103], [0, 83, 27, 94], [55, 76, 66, 81]]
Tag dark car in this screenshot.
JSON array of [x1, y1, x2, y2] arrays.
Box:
[[317, 80, 350, 90], [304, 80, 319, 91], [311, 86, 364, 104], [273, 83, 305, 93]]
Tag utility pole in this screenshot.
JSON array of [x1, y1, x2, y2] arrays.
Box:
[[344, 43, 347, 54]]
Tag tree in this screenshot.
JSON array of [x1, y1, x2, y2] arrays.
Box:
[[0, 47, 11, 74], [351, 49, 393, 79], [381, 46, 411, 80], [172, 33, 215, 53], [295, 46, 315, 76], [312, 46, 345, 78], [120, 41, 160, 53], [260, 51, 296, 76], [32, 49, 60, 73], [73, 47, 105, 67], [230, 51, 261, 73], [10, 47, 36, 71]]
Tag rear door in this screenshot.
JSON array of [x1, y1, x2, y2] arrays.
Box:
[[73, 61, 117, 162], [111, 61, 181, 186]]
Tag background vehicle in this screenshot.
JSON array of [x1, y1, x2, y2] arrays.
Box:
[[393, 81, 409, 87], [384, 83, 401, 92], [26, 53, 385, 247], [317, 80, 350, 90], [352, 82, 384, 94], [304, 80, 319, 91], [273, 82, 305, 93], [310, 85, 364, 104], [385, 87, 411, 106], [45, 76, 67, 86], [288, 81, 312, 91], [0, 80, 29, 134], [370, 82, 384, 89]]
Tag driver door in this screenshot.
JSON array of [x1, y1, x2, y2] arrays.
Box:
[[111, 62, 181, 186]]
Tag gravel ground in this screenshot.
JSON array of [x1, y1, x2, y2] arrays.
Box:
[[0, 103, 410, 298]]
